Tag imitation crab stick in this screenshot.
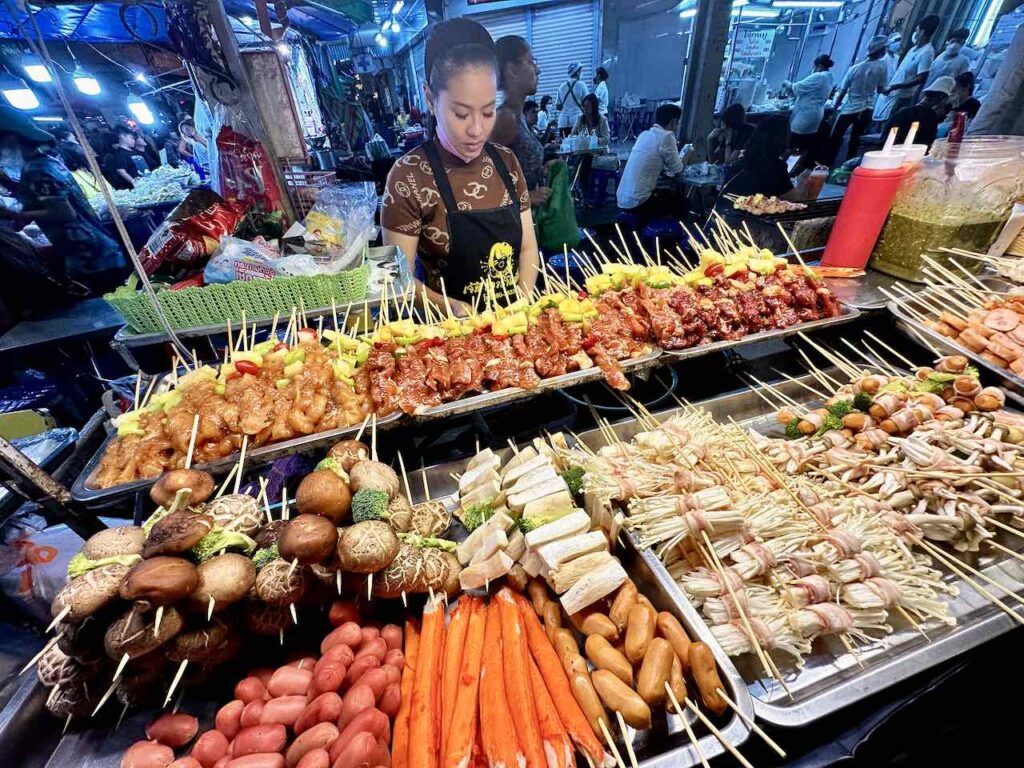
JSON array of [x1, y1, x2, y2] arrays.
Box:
[[529, 656, 575, 768], [393, 618, 421, 768], [514, 592, 605, 765], [498, 589, 547, 768], [442, 595, 473, 759], [480, 601, 524, 768], [410, 597, 446, 768], [443, 598, 486, 768]]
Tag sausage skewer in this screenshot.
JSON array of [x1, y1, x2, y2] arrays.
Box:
[[614, 711, 640, 768], [596, 718, 627, 768], [715, 686, 786, 758], [684, 698, 755, 768], [663, 683, 710, 768]]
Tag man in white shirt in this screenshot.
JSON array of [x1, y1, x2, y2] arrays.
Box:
[[594, 67, 610, 117], [883, 33, 902, 81], [557, 63, 588, 136], [831, 36, 890, 161], [926, 27, 971, 87], [873, 14, 940, 123], [617, 103, 689, 219]]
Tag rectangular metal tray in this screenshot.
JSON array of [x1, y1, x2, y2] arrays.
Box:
[[413, 348, 664, 420], [662, 305, 861, 361], [887, 295, 1024, 398], [70, 411, 403, 507], [406, 448, 754, 768], [572, 374, 1024, 728]]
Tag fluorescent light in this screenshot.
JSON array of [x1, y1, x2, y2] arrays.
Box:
[[73, 67, 101, 95], [32, 116, 64, 122], [134, 72, 148, 83], [276, 42, 291, 57], [679, 9, 697, 18], [240, 15, 253, 25], [22, 54, 52, 83], [128, 96, 155, 125], [392, 0, 404, 14], [1, 73, 39, 109], [772, 1, 843, 7], [391, 20, 401, 33], [381, 19, 390, 32], [735, 7, 780, 15]]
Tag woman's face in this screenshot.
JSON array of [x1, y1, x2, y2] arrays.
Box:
[[427, 66, 497, 161], [584, 100, 596, 121]]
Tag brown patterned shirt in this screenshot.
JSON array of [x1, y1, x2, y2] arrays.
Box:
[[381, 139, 529, 292]]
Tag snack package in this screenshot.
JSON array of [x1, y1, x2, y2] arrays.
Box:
[[203, 236, 281, 283], [301, 182, 376, 267], [217, 125, 286, 216], [138, 189, 247, 275]]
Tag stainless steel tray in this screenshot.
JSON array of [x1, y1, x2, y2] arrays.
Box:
[[887, 295, 1024, 398], [663, 305, 861, 360], [413, 348, 664, 420], [70, 412, 403, 507], [573, 374, 1024, 727], [405, 449, 754, 768]]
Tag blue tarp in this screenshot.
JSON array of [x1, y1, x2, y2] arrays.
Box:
[[0, 2, 363, 43]]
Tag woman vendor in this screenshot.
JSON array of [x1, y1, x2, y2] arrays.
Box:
[[382, 18, 540, 315]]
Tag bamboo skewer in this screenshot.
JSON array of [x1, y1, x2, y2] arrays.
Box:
[[664, 683, 710, 768], [597, 718, 628, 768], [685, 699, 755, 768], [715, 687, 786, 758], [615, 711, 640, 768]]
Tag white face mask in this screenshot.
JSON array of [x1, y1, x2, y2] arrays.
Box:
[[888, 42, 900, 53], [946, 42, 963, 55], [912, 30, 921, 44]]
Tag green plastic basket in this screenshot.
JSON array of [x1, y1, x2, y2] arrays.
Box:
[[106, 266, 369, 335]]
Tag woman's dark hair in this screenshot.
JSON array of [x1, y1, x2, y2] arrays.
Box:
[[742, 115, 789, 168], [655, 103, 682, 128], [425, 18, 497, 93], [955, 71, 975, 93], [722, 103, 747, 130], [523, 100, 538, 115], [495, 35, 530, 90], [60, 143, 87, 172], [948, 27, 970, 43], [581, 93, 600, 127], [595, 66, 609, 82], [814, 54, 834, 70], [540, 95, 552, 111]]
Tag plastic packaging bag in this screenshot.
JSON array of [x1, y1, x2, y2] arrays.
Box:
[[203, 236, 282, 283], [536, 160, 581, 252], [138, 189, 247, 275], [302, 182, 377, 267]]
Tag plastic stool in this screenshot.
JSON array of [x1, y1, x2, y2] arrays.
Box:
[[587, 168, 619, 206], [641, 220, 683, 245], [616, 210, 640, 229]]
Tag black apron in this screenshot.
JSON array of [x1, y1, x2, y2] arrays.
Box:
[[422, 141, 523, 304]]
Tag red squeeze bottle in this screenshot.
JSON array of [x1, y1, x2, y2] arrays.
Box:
[[821, 150, 907, 269]]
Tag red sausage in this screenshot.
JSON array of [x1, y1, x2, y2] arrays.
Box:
[[235, 677, 268, 704], [344, 656, 380, 688], [192, 730, 230, 768], [285, 722, 339, 768], [212, 758, 230, 768], [295, 692, 344, 735], [358, 627, 380, 647], [260, 695, 308, 727], [232, 725, 287, 758], [170, 759, 203, 768], [146, 713, 199, 748], [328, 732, 378, 768], [378, 684, 401, 718], [321, 622, 362, 654], [215, 701, 245, 741], [328, 600, 360, 627], [354, 638, 387, 663], [382, 649, 404, 672], [297, 749, 330, 768], [268, 667, 314, 697], [337, 684, 375, 731], [224, 756, 285, 768], [122, 740, 175, 768], [288, 657, 318, 671], [251, 668, 275, 688], [241, 699, 266, 729], [353, 668, 390, 701], [333, 709, 390, 761], [320, 643, 355, 668], [380, 625, 402, 652], [312, 657, 348, 696]]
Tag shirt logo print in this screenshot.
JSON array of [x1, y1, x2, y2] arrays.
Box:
[[394, 181, 411, 198], [420, 187, 439, 206], [464, 181, 487, 199], [481, 164, 494, 179]]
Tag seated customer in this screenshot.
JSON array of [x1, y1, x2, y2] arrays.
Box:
[[572, 93, 610, 145], [708, 103, 753, 165], [723, 115, 802, 200], [616, 103, 689, 220], [949, 71, 981, 120], [889, 76, 953, 149]]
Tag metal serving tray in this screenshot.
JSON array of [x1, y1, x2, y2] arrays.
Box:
[[573, 374, 1024, 728], [405, 448, 754, 768], [413, 348, 664, 420], [887, 295, 1024, 398], [70, 411, 403, 507], [663, 305, 861, 361]]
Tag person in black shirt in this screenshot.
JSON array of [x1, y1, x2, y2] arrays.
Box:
[[708, 103, 754, 165], [103, 126, 140, 190], [950, 71, 981, 120], [889, 76, 952, 150], [723, 115, 803, 199]]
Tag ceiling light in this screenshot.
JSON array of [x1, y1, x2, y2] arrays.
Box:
[[32, 116, 64, 122], [381, 19, 390, 33], [134, 72, 148, 84], [22, 53, 52, 83], [1, 72, 39, 110], [276, 42, 291, 57], [240, 15, 254, 25], [391, 20, 401, 33], [679, 9, 697, 18], [127, 95, 155, 125], [734, 6, 780, 16], [772, 1, 843, 7], [73, 67, 101, 95], [375, 33, 389, 48], [392, 1, 404, 14]]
